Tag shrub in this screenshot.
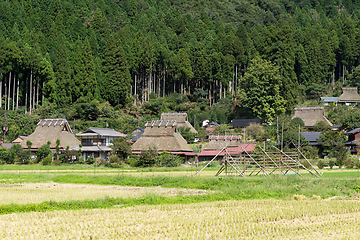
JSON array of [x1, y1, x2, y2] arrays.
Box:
[[157, 151, 183, 167], [109, 154, 120, 164], [137, 147, 157, 168], [125, 157, 138, 167], [41, 155, 52, 165], [87, 156, 95, 164], [51, 159, 61, 166], [317, 160, 325, 169], [329, 160, 335, 169]]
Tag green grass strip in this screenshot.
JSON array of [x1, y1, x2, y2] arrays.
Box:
[[0, 194, 238, 215]]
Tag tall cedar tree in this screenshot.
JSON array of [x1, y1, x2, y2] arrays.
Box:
[[102, 35, 131, 106], [73, 38, 97, 101]]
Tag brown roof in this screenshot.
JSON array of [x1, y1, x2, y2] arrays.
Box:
[[339, 87, 360, 102], [131, 120, 193, 152], [161, 112, 198, 134], [292, 107, 332, 127], [205, 135, 243, 150], [20, 119, 80, 149]]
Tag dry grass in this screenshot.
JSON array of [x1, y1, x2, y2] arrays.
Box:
[[0, 183, 209, 204], [1, 199, 360, 239]]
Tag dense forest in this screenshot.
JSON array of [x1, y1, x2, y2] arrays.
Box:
[[1, 0, 360, 139]]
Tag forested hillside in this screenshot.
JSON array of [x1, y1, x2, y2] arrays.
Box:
[[1, 0, 360, 127]]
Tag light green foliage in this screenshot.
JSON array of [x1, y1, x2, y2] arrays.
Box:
[[156, 151, 183, 167], [41, 155, 52, 166], [241, 57, 285, 123]]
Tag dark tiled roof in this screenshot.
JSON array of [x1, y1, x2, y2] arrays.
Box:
[[230, 119, 261, 128], [1, 143, 13, 149], [346, 127, 360, 135], [130, 130, 144, 142], [320, 97, 339, 102], [300, 132, 322, 146], [76, 128, 127, 137]]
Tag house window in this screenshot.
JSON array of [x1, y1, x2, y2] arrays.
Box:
[[98, 139, 106, 145], [81, 139, 93, 146]]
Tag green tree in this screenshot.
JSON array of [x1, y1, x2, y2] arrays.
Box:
[[178, 126, 195, 143], [340, 111, 360, 131], [102, 35, 131, 106], [240, 57, 285, 123], [110, 137, 131, 161], [318, 130, 347, 166], [37, 142, 52, 163], [73, 38, 97, 100]]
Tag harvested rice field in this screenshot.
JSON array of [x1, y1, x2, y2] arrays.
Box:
[[1, 199, 360, 239], [0, 183, 209, 204]]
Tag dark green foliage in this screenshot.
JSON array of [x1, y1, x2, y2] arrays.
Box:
[[110, 137, 131, 161], [137, 147, 158, 168], [178, 126, 195, 143], [102, 35, 131, 106], [37, 142, 52, 163], [313, 121, 332, 132], [317, 130, 347, 161], [340, 111, 360, 131]]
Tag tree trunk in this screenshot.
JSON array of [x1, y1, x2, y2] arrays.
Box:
[[42, 81, 44, 104], [16, 76, 19, 109], [134, 73, 137, 105], [220, 81, 222, 99], [30, 69, 32, 115], [36, 76, 39, 106], [12, 73, 15, 110], [163, 68, 166, 98], [7, 71, 11, 110], [0, 70, 2, 109]]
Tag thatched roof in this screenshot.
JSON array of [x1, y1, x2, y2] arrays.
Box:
[[20, 119, 80, 149], [205, 135, 242, 150], [161, 112, 198, 134], [339, 87, 360, 102], [131, 120, 193, 152], [292, 107, 332, 127]]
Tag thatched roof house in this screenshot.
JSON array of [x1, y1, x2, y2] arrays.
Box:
[[339, 87, 360, 104], [132, 120, 193, 153], [161, 113, 198, 134], [292, 107, 332, 128], [204, 135, 242, 150], [20, 119, 80, 150]]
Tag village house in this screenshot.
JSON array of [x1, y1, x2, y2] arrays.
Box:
[[131, 120, 196, 160], [321, 87, 360, 106], [292, 107, 333, 130], [20, 119, 80, 151], [198, 135, 256, 161], [161, 112, 198, 134], [345, 127, 360, 155], [70, 128, 127, 160]]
